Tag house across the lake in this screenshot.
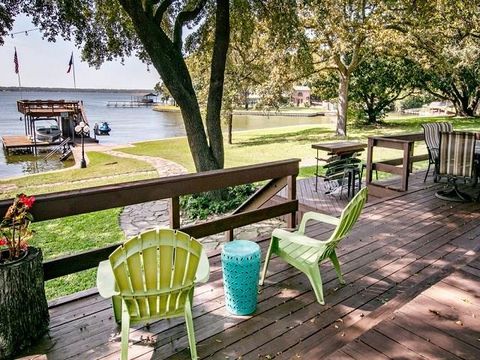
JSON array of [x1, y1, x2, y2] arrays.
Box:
[[292, 85, 311, 106]]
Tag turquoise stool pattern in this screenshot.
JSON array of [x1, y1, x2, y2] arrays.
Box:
[[221, 240, 261, 315]]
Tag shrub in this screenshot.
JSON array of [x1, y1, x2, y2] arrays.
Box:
[[180, 184, 257, 220]]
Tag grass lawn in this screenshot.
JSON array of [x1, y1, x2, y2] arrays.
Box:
[[118, 116, 480, 172], [31, 208, 125, 299], [4, 114, 480, 300]]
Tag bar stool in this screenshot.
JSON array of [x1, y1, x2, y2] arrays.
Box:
[[341, 166, 361, 198], [360, 163, 378, 181]]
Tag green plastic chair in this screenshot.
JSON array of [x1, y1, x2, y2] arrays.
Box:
[[96, 228, 210, 360], [259, 187, 367, 305]]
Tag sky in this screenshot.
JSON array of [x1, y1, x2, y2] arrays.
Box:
[[0, 15, 160, 90]]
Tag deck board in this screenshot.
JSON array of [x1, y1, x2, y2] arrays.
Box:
[[327, 257, 480, 360], [18, 175, 480, 360]]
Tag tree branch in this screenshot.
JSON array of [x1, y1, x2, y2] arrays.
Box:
[[154, 0, 174, 24], [173, 0, 208, 50]]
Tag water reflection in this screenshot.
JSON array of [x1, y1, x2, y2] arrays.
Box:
[[4, 152, 74, 176]]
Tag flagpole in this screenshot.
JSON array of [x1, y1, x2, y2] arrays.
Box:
[[14, 47, 23, 98], [72, 52, 77, 89], [17, 72, 23, 100]]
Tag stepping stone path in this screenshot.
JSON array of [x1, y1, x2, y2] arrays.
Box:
[[110, 150, 284, 251]]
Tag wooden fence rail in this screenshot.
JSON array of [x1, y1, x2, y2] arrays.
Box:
[[0, 159, 300, 280], [366, 132, 428, 195]]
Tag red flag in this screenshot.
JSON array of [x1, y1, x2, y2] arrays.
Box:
[[67, 52, 73, 73], [14, 47, 19, 74]]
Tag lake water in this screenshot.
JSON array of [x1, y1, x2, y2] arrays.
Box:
[[0, 90, 334, 178]]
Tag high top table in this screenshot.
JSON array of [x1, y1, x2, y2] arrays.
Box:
[[312, 141, 367, 195], [312, 141, 367, 156]]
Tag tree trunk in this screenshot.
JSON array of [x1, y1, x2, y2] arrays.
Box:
[[227, 111, 233, 144], [454, 96, 475, 116], [0, 247, 49, 359], [337, 73, 349, 136], [205, 0, 230, 170], [119, 0, 226, 173]]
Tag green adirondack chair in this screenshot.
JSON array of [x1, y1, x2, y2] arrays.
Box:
[[96, 228, 210, 360], [259, 187, 367, 305]]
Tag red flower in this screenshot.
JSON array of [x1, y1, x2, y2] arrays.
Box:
[[0, 237, 7, 246], [19, 194, 35, 209]]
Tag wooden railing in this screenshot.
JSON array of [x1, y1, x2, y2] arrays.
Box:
[[0, 159, 299, 280], [17, 100, 81, 114], [366, 133, 428, 194]]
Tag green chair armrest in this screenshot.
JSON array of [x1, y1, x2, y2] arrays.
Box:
[[298, 211, 340, 234], [272, 228, 328, 248], [96, 260, 120, 298], [195, 249, 210, 284]]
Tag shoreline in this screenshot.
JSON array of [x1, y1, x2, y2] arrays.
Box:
[[0, 123, 329, 181]]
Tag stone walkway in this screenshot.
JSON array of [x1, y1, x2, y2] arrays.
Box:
[[108, 150, 284, 251]]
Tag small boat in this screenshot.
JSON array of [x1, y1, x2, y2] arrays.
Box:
[[94, 122, 111, 135], [36, 124, 61, 142]]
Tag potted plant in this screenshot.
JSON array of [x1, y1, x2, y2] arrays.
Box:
[[0, 194, 49, 359]]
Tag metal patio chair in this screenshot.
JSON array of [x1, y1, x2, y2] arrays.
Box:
[[435, 131, 477, 202], [421, 122, 453, 182]]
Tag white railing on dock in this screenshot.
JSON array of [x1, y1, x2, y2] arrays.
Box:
[[43, 137, 71, 161]]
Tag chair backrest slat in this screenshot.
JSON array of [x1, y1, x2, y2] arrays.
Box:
[[438, 131, 476, 177], [328, 187, 367, 246], [109, 228, 203, 320]]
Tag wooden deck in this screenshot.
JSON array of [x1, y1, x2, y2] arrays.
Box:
[[327, 257, 480, 360], [1, 135, 60, 149], [20, 177, 480, 360], [282, 170, 431, 217]]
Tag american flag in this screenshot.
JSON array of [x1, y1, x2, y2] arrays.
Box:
[[67, 52, 73, 73], [14, 47, 19, 74]]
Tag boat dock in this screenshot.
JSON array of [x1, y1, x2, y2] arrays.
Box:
[[106, 100, 158, 108], [106, 92, 158, 108], [5, 100, 98, 155], [1, 135, 62, 155]]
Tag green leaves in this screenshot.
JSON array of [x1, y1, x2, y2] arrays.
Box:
[[180, 184, 256, 220]]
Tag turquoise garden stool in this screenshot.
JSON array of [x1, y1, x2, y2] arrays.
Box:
[[221, 240, 261, 315]]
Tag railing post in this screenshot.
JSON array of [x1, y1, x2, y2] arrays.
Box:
[[366, 137, 374, 185], [225, 229, 234, 242], [287, 174, 297, 228], [169, 196, 180, 229], [401, 142, 411, 191]]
